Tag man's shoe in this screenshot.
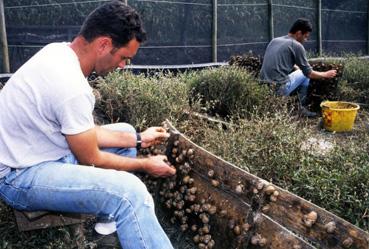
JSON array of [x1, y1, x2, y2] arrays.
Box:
[[95, 221, 117, 235], [92, 231, 121, 249], [300, 107, 317, 118]]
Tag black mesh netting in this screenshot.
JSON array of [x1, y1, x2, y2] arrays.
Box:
[[2, 0, 368, 72]]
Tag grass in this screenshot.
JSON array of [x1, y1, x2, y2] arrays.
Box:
[[176, 112, 369, 231], [339, 57, 369, 106]]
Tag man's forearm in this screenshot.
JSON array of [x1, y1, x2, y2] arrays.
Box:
[[89, 149, 147, 172], [308, 70, 326, 80], [308, 69, 336, 80], [95, 126, 137, 148]]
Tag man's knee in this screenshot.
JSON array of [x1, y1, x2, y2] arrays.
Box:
[[115, 172, 153, 206], [302, 77, 310, 87]]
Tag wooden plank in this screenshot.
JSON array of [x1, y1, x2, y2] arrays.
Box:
[[195, 174, 316, 249], [14, 210, 87, 232], [164, 120, 369, 249], [262, 190, 369, 249], [21, 210, 50, 221]]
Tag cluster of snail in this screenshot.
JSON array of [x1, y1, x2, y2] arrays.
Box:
[[160, 139, 218, 249], [229, 53, 262, 77], [139, 138, 278, 248], [307, 61, 344, 111], [139, 138, 268, 248], [138, 142, 168, 199]]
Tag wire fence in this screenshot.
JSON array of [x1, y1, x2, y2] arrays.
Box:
[[1, 0, 368, 72]]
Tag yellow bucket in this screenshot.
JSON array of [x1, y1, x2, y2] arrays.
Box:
[[320, 101, 360, 132]]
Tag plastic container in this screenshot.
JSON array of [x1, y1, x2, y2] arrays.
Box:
[[320, 101, 360, 132]]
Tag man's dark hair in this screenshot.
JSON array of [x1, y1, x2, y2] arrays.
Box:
[[79, 1, 146, 47], [289, 18, 313, 34]]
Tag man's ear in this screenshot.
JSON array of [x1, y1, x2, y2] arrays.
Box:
[[96, 37, 113, 55]]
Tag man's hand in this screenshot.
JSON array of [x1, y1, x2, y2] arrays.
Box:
[[140, 127, 169, 148], [324, 69, 337, 79], [143, 155, 176, 177]]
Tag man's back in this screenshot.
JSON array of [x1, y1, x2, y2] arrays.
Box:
[[260, 35, 311, 84]]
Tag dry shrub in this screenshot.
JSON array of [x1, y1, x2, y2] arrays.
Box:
[[186, 66, 273, 119], [95, 70, 197, 128], [183, 110, 311, 186], [340, 57, 369, 107]]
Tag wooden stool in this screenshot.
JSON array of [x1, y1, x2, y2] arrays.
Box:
[[14, 209, 87, 232]]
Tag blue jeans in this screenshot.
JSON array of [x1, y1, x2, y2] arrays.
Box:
[[0, 123, 173, 249], [278, 69, 310, 105]]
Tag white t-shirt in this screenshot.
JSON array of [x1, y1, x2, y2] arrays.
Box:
[[0, 42, 95, 176]]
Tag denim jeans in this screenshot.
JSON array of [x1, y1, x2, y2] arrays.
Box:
[[278, 69, 310, 105], [0, 123, 173, 249]]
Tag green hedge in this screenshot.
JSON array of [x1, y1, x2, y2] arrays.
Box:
[[340, 57, 369, 106], [95, 71, 197, 129], [186, 66, 274, 118]]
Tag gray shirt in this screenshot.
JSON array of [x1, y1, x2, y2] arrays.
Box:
[[260, 35, 312, 84], [0, 43, 95, 177]]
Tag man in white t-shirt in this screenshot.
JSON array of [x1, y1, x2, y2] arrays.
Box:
[[0, 1, 175, 248]]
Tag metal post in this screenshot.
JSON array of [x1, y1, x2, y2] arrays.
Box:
[[317, 0, 322, 56], [124, 0, 128, 5], [268, 0, 274, 40], [367, 0, 369, 54], [0, 0, 10, 73], [212, 0, 217, 62]]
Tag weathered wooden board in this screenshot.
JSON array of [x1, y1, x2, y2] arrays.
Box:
[[14, 210, 87, 232], [189, 173, 315, 249], [162, 120, 369, 249]]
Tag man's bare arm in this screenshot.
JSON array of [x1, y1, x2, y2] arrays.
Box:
[[66, 128, 175, 177], [95, 126, 170, 148], [308, 69, 337, 80], [95, 126, 136, 148]]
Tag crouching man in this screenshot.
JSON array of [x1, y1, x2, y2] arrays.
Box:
[[260, 18, 337, 117]]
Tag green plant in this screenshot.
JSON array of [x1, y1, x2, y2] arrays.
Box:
[[184, 110, 311, 186], [186, 66, 272, 119], [95, 70, 197, 129], [291, 133, 369, 230], [340, 57, 369, 106]]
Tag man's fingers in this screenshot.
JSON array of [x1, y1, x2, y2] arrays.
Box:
[[160, 155, 176, 176], [154, 154, 166, 160], [153, 127, 170, 138], [155, 127, 166, 132], [168, 166, 176, 175]]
